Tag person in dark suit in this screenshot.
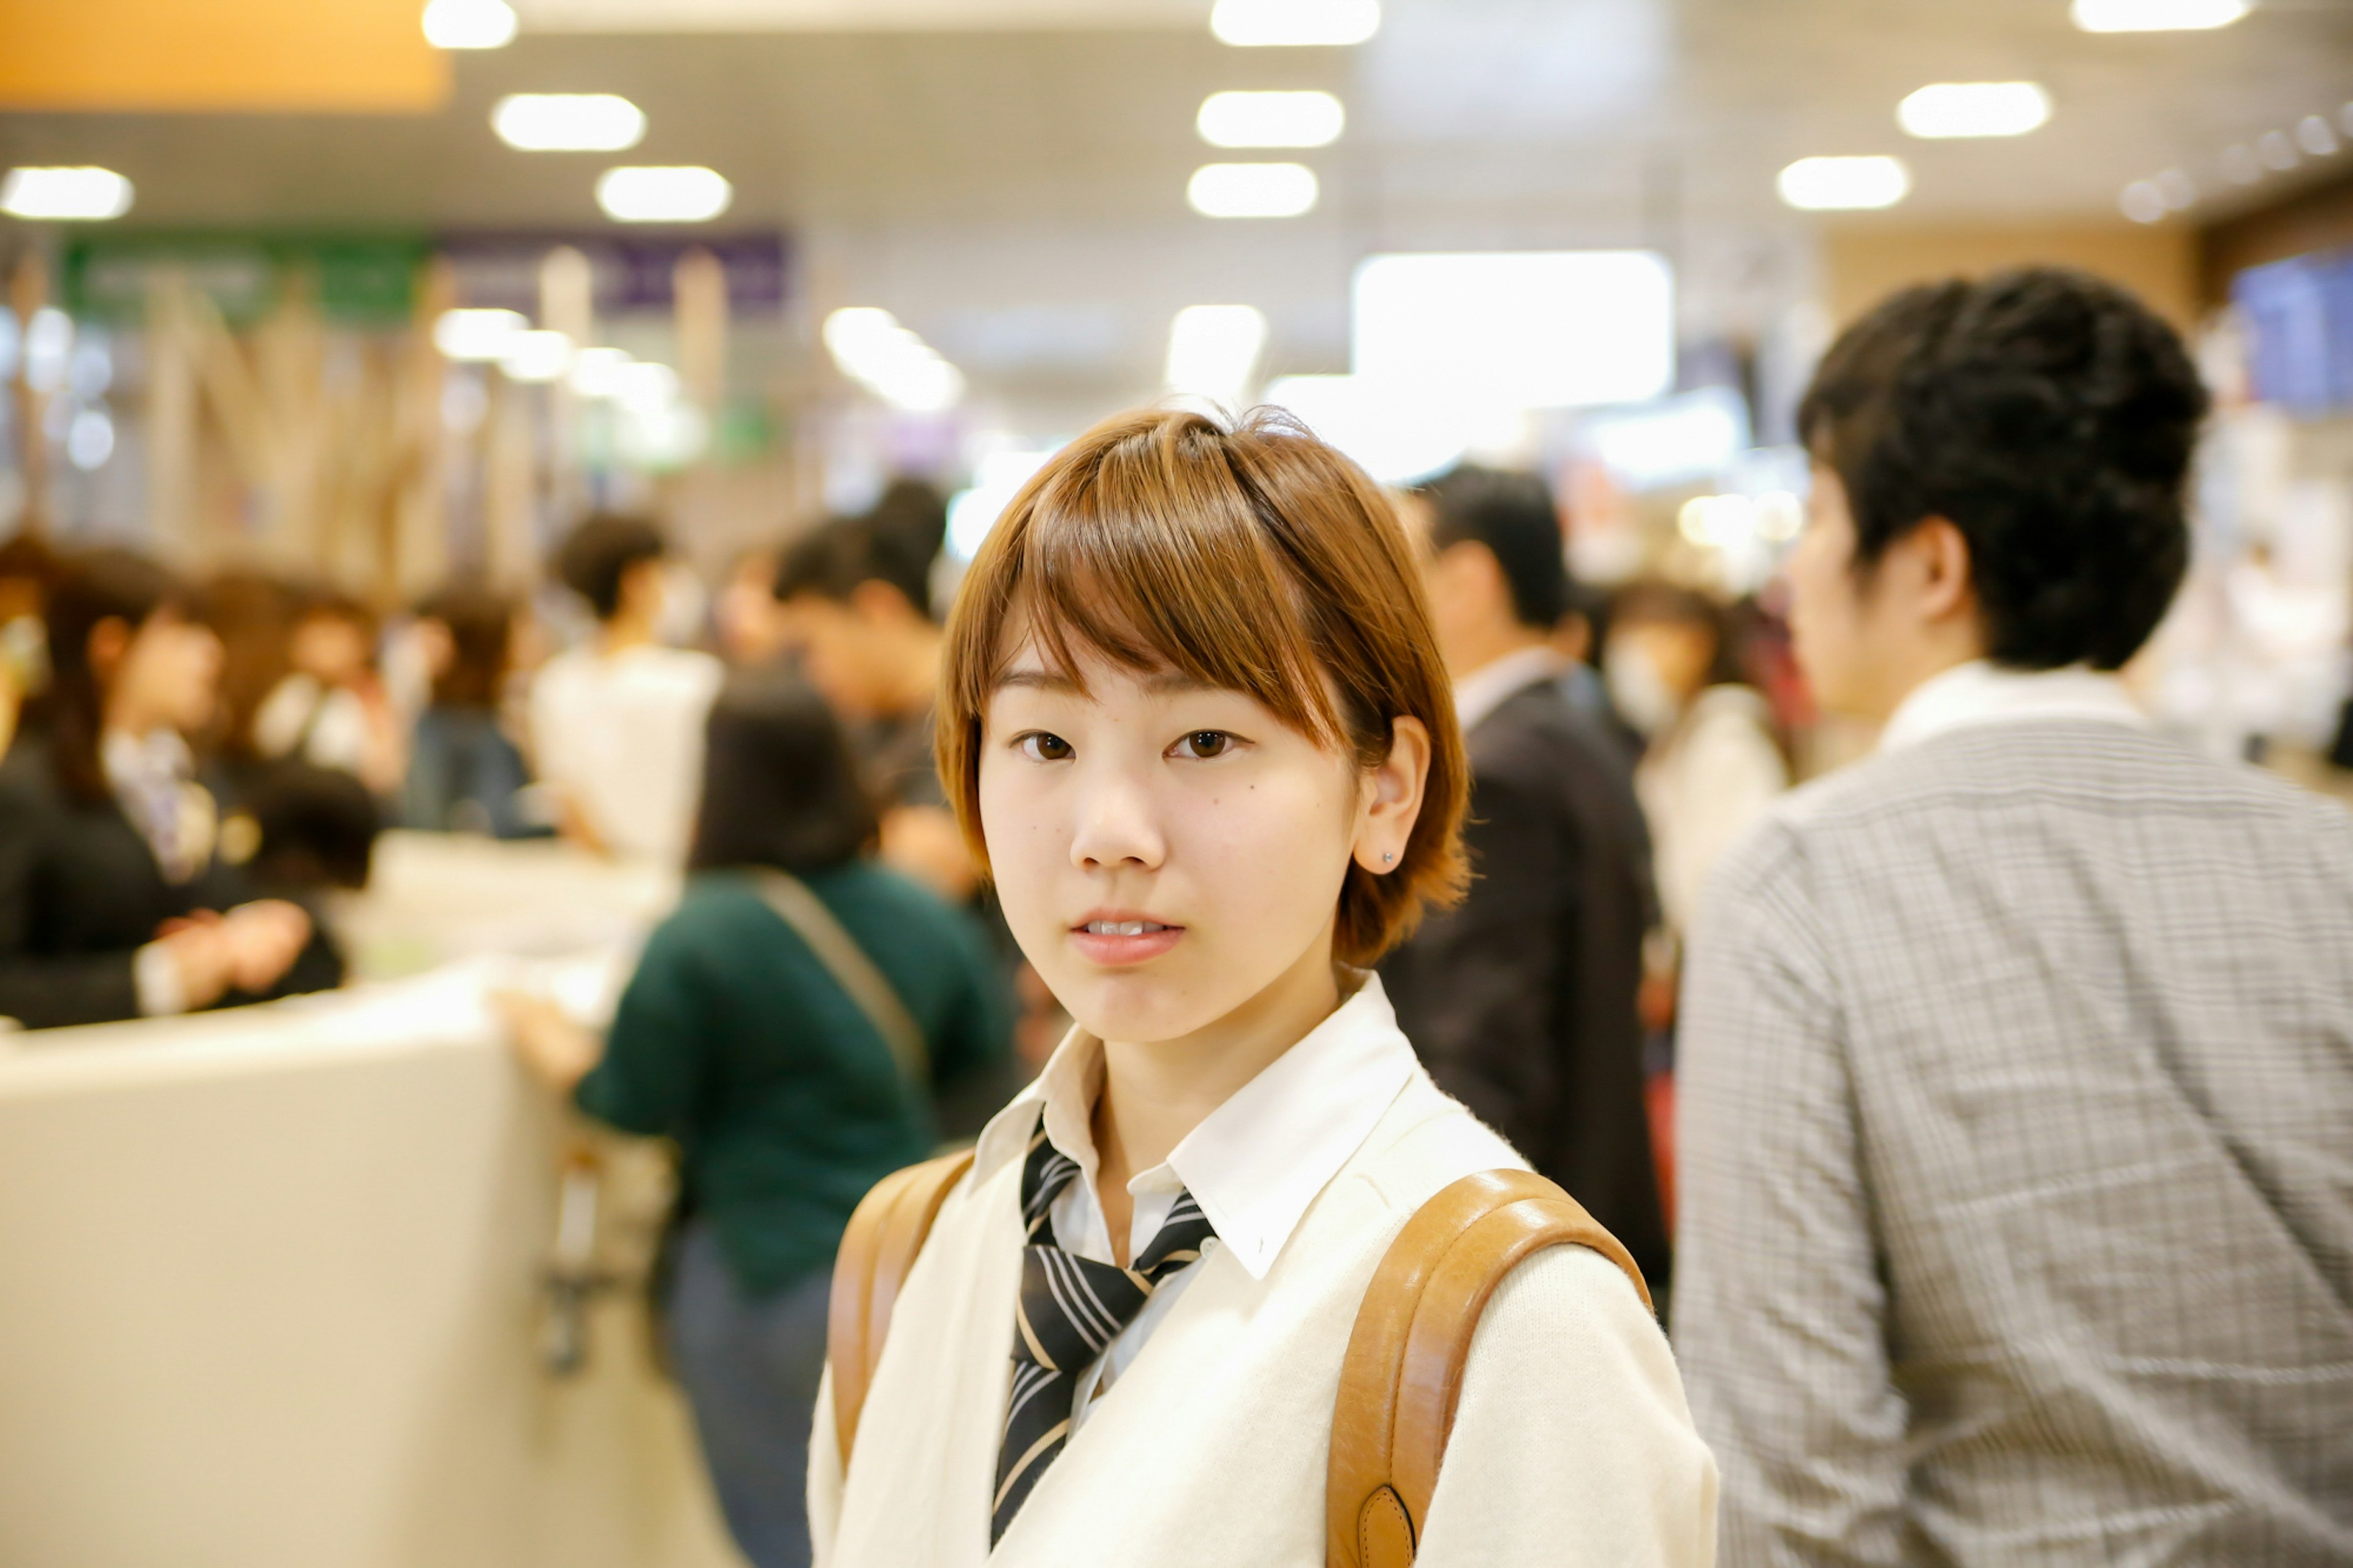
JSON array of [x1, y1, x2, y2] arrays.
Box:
[[1379, 466, 1671, 1296], [0, 548, 336, 1031]]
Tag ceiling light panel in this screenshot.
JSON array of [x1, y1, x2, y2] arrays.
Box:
[[423, 0, 520, 48], [1898, 82, 2050, 139], [493, 94, 646, 152], [1198, 90, 1345, 148], [2071, 0, 2249, 31], [1211, 0, 1379, 47], [1, 167, 134, 221], [596, 165, 733, 222], [1777, 156, 1911, 211], [500, 330, 575, 381], [1188, 162, 1319, 218]]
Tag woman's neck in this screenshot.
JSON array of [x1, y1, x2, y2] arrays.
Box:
[[1089, 931, 1344, 1262]]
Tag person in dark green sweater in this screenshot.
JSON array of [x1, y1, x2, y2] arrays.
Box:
[[503, 670, 1010, 1568]]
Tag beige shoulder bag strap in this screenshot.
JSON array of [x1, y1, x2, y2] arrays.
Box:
[[754, 869, 930, 1089], [825, 1148, 976, 1464], [1325, 1168, 1654, 1568]]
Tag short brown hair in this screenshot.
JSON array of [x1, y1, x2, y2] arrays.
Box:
[[938, 407, 1468, 965]]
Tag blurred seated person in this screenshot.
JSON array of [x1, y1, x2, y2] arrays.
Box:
[[252, 588, 405, 797], [0, 548, 340, 1030], [499, 670, 1010, 1568], [0, 532, 59, 758], [774, 515, 972, 900], [403, 586, 543, 838], [529, 514, 722, 862], [1605, 583, 1788, 948]]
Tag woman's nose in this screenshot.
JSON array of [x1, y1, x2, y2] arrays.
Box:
[[1067, 768, 1165, 872]]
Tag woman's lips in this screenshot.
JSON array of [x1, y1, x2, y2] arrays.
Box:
[[1068, 917, 1183, 966]]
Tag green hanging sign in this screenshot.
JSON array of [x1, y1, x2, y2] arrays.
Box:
[[61, 232, 431, 326]]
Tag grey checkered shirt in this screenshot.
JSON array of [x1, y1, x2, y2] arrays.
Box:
[[1673, 719, 2353, 1566]]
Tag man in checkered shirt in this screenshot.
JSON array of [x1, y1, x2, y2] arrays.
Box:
[[1672, 268, 2353, 1565]]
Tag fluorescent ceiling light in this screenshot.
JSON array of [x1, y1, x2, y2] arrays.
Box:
[[1351, 251, 1675, 410], [823, 307, 966, 412], [569, 346, 634, 396], [1211, 0, 1378, 46], [1188, 162, 1318, 218], [596, 165, 732, 222], [1197, 90, 1345, 148], [1777, 155, 1911, 210], [1898, 82, 2050, 139], [422, 0, 518, 48], [500, 329, 575, 382], [2120, 181, 2169, 223], [1, 167, 134, 221], [493, 94, 646, 152], [2298, 115, 2339, 156], [1164, 305, 1269, 409], [2071, 0, 2248, 29], [433, 308, 528, 362]]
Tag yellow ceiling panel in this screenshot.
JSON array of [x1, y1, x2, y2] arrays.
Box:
[[0, 0, 450, 112]]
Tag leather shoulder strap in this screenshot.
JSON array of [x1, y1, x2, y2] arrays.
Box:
[[1326, 1169, 1653, 1568], [754, 869, 931, 1089], [825, 1147, 976, 1465]]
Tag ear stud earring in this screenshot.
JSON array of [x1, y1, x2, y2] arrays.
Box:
[[1382, 850, 1395, 864]]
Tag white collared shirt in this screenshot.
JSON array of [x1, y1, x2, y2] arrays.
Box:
[[1877, 659, 2148, 756], [1452, 645, 1568, 735], [968, 972, 1417, 1430]]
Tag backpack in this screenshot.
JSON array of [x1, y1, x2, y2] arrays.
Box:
[[825, 1151, 1653, 1567]]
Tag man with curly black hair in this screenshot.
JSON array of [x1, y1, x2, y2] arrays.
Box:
[[1672, 268, 2353, 1565]]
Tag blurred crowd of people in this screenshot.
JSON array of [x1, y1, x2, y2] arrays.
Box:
[[2, 265, 2348, 1568]]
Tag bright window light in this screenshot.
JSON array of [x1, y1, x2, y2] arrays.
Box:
[[1197, 91, 1346, 148], [824, 307, 966, 413], [493, 94, 646, 153], [1262, 375, 1473, 485], [1, 167, 134, 221], [1188, 162, 1319, 218], [1351, 251, 1674, 411], [1777, 155, 1911, 211], [1164, 305, 1270, 409], [569, 346, 634, 397], [499, 329, 574, 382], [615, 362, 681, 410], [433, 308, 528, 362], [596, 166, 732, 223], [1211, 0, 1379, 46], [2071, 0, 2248, 30], [947, 450, 1055, 561], [422, 0, 518, 49], [1898, 82, 2051, 139]]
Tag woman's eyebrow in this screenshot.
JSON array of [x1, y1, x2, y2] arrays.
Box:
[[993, 669, 1082, 694]]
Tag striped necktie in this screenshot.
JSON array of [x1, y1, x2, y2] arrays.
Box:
[[991, 1120, 1214, 1543]]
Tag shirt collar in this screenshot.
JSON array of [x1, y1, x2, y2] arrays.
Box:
[[1877, 659, 2148, 756], [972, 971, 1419, 1280], [1452, 645, 1567, 735]]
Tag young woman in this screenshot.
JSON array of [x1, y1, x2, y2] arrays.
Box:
[[500, 669, 1012, 1568], [0, 548, 331, 1029], [811, 409, 1717, 1566]]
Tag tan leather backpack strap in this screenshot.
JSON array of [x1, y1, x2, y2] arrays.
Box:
[[1326, 1169, 1653, 1568], [825, 1148, 976, 1466]]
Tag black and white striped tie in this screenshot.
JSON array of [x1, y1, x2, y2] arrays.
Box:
[[991, 1119, 1214, 1543]]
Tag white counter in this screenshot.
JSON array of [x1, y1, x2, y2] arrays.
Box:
[[0, 836, 741, 1568]]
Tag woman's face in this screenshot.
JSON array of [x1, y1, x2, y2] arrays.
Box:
[[978, 637, 1374, 1050], [108, 609, 222, 735]]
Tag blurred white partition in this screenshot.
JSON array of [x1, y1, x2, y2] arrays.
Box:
[[0, 838, 742, 1568]]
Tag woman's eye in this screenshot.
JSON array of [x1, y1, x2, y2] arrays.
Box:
[[1015, 732, 1074, 762], [1175, 730, 1235, 760]]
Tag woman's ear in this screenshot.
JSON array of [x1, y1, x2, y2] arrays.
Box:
[[1354, 715, 1431, 876]]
